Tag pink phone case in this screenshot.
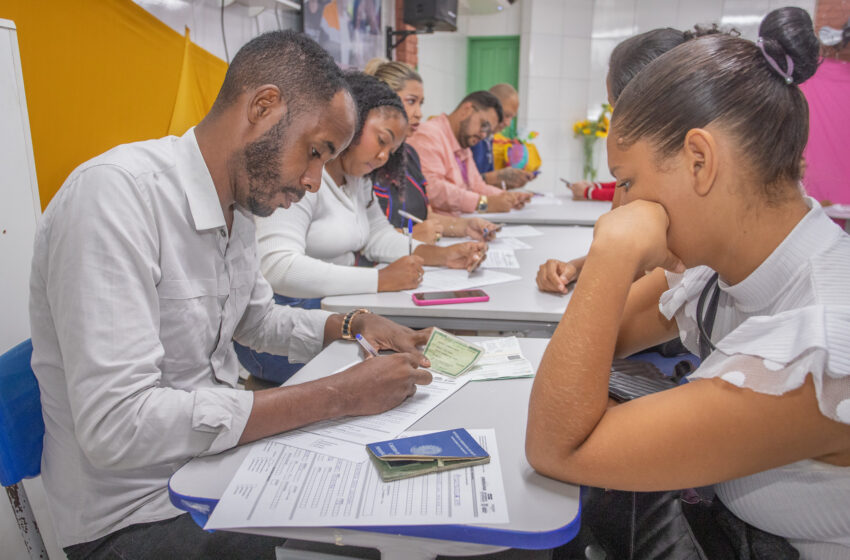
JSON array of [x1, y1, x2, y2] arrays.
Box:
[[411, 293, 490, 306]]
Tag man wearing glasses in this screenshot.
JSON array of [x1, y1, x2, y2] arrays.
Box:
[[408, 91, 531, 215]]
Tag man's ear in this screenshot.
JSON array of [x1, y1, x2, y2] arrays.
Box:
[[247, 85, 286, 126], [683, 128, 717, 197], [456, 101, 475, 119]]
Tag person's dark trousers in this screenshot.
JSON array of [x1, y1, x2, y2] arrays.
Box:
[[64, 513, 286, 560], [234, 294, 322, 385]]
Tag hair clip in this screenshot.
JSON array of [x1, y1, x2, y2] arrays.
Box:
[[757, 37, 794, 84]]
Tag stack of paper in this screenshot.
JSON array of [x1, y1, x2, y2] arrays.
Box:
[[465, 337, 535, 381], [489, 236, 532, 250], [200, 334, 533, 531], [204, 429, 508, 530], [480, 248, 519, 269]]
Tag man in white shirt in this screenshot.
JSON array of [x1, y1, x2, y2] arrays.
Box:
[[30, 31, 432, 559]]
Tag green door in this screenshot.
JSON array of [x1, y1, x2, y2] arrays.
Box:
[[466, 35, 520, 138]]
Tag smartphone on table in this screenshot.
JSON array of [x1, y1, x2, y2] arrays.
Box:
[[411, 289, 489, 306]]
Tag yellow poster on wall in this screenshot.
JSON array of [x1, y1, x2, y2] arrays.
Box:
[[0, 0, 227, 208]]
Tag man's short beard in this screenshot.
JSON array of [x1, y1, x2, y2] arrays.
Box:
[[241, 114, 303, 217]]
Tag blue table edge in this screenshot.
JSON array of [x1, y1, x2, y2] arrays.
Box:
[[167, 481, 582, 550]]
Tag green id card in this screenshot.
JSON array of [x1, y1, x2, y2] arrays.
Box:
[[422, 328, 483, 377]]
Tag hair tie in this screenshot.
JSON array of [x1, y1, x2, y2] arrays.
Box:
[[757, 37, 794, 84]]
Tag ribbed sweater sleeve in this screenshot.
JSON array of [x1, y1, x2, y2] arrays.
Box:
[[255, 192, 380, 298]]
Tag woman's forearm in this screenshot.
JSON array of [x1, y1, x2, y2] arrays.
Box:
[[527, 241, 639, 468]]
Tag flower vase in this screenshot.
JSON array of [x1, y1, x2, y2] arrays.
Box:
[[582, 135, 598, 181]]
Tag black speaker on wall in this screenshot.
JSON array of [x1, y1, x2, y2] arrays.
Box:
[[403, 0, 458, 32]]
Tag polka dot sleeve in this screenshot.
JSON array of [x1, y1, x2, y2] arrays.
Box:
[[690, 305, 850, 425], [658, 267, 850, 425]]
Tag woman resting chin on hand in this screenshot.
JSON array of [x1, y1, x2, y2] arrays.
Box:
[[527, 10, 850, 557]]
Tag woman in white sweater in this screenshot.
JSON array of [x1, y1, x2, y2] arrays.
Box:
[[527, 8, 850, 558], [254, 71, 486, 299]]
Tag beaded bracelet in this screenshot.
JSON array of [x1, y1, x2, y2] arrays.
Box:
[[341, 308, 370, 340]]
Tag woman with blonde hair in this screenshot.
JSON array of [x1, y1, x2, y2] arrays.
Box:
[[365, 58, 499, 244]]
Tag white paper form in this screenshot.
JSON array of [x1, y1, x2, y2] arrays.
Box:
[[499, 225, 543, 238], [488, 236, 532, 250], [295, 373, 469, 445], [465, 337, 534, 381], [204, 429, 508, 530], [479, 249, 519, 269], [404, 269, 521, 295]]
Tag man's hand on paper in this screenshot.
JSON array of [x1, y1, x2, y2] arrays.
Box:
[[334, 353, 433, 416], [378, 255, 424, 292], [351, 313, 432, 367]]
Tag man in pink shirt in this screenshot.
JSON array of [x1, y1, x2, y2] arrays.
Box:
[[408, 91, 532, 215]]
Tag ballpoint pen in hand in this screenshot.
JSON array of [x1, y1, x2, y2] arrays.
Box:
[[355, 333, 379, 357], [559, 177, 572, 187], [407, 219, 413, 255], [398, 210, 424, 224], [467, 249, 485, 276]]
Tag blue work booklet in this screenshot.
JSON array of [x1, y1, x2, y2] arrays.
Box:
[[366, 428, 490, 482]]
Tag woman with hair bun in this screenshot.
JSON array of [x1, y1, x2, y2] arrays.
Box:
[[365, 58, 499, 244], [528, 8, 850, 557], [539, 24, 732, 294]]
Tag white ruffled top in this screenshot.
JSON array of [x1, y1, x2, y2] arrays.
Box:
[[659, 198, 850, 558]]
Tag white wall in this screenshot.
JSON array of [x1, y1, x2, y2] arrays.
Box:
[[420, 0, 816, 191], [418, 3, 523, 118], [133, 0, 302, 61], [417, 19, 469, 117], [585, 0, 816, 183]]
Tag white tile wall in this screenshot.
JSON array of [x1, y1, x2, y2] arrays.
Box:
[[676, 0, 724, 31], [561, 36, 592, 79], [418, 31, 469, 117], [561, 0, 596, 39], [528, 33, 564, 78], [636, 0, 678, 30], [419, 2, 524, 118], [528, 0, 569, 36]]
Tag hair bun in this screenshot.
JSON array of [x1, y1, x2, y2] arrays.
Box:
[[363, 57, 391, 76], [758, 7, 819, 84]]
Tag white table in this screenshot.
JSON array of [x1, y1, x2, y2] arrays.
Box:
[[169, 338, 581, 559], [321, 226, 593, 333], [462, 194, 609, 226]]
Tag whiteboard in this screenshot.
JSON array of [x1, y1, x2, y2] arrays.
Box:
[[0, 19, 41, 353]]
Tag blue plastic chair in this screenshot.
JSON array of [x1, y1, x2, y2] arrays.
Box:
[[0, 340, 48, 559]]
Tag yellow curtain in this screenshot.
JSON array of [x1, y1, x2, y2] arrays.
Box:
[[0, 0, 227, 208]]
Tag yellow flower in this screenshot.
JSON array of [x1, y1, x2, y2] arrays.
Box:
[[595, 130, 606, 138], [582, 127, 591, 135]]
